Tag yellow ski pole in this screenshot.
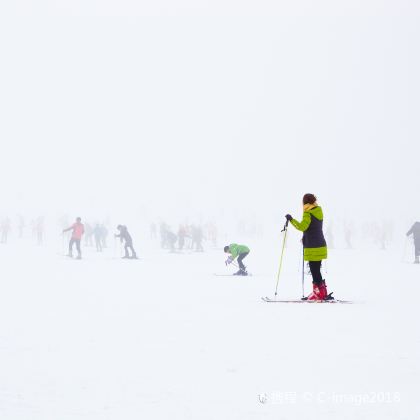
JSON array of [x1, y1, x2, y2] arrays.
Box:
[[274, 220, 289, 297]]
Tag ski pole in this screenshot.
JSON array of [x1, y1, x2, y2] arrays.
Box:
[[274, 220, 289, 297], [301, 245, 305, 299]]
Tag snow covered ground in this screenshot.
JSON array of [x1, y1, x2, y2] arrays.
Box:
[[1, 236, 419, 419]]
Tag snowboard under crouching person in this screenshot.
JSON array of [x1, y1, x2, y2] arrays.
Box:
[[63, 217, 85, 259], [286, 194, 330, 300], [224, 243, 250, 276], [406, 222, 420, 264], [115, 225, 138, 259]]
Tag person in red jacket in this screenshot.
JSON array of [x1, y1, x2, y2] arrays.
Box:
[[63, 217, 85, 259]]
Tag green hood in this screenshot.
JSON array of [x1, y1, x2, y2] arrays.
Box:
[[307, 206, 323, 221]]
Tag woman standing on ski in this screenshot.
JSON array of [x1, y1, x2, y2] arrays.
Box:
[[286, 194, 329, 300]]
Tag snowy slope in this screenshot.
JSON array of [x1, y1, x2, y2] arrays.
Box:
[[0, 238, 419, 420]]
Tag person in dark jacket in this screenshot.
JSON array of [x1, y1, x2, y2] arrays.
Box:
[[286, 193, 330, 300], [406, 222, 420, 264], [115, 225, 138, 259], [192, 225, 204, 252], [93, 223, 103, 252], [166, 229, 178, 253], [178, 224, 187, 250]]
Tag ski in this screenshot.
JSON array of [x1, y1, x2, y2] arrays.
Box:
[[261, 296, 353, 304], [214, 273, 253, 277], [105, 257, 142, 260]]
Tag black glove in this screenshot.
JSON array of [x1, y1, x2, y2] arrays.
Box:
[[285, 214, 293, 221]]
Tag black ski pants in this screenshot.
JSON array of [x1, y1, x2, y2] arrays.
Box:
[[237, 252, 249, 270], [308, 261, 323, 285]]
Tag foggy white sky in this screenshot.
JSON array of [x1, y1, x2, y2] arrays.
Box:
[[0, 0, 419, 222]]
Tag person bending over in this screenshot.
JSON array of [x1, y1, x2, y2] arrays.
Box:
[[224, 243, 250, 276]]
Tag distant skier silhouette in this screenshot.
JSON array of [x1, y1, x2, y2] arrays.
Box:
[[115, 225, 138, 259], [0, 217, 11, 244], [406, 222, 420, 264], [92, 223, 104, 252], [63, 217, 85, 259]]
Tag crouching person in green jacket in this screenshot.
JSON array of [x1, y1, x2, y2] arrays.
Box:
[[224, 243, 250, 276], [286, 193, 331, 300]]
